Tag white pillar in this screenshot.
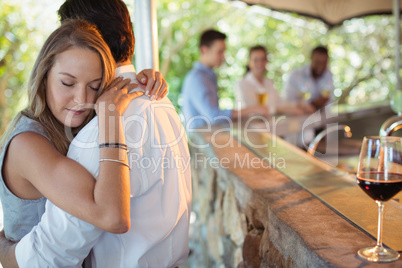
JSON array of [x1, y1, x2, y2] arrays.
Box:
[[134, 0, 159, 71], [394, 0, 400, 90]]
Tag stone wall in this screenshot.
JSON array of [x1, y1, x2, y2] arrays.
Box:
[[186, 130, 402, 268], [187, 132, 298, 267], [189, 139, 246, 267]]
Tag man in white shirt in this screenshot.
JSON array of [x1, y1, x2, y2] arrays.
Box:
[[0, 0, 192, 267], [284, 46, 334, 111]]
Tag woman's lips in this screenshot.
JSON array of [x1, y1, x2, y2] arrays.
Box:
[[67, 109, 86, 115]]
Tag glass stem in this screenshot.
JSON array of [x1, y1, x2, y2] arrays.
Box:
[[376, 201, 384, 249]]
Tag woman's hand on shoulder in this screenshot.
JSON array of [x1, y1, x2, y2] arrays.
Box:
[[96, 77, 144, 117], [136, 69, 168, 100]]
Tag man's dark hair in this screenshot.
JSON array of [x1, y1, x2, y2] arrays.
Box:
[[58, 0, 134, 63], [199, 29, 226, 48], [311, 46, 328, 56]]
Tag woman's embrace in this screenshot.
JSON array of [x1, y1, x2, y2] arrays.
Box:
[[0, 0, 191, 267]]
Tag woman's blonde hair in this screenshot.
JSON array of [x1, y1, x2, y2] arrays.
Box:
[[0, 19, 116, 155]]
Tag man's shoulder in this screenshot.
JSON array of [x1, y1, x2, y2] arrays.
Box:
[[185, 65, 210, 81], [293, 64, 305, 73], [324, 68, 333, 77], [288, 65, 308, 80], [124, 96, 186, 148], [124, 96, 178, 118], [181, 67, 210, 97]]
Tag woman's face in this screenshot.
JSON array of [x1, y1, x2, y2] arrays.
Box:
[[249, 50, 267, 77], [46, 47, 102, 128]]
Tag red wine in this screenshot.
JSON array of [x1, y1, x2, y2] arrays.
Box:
[[357, 172, 402, 202]]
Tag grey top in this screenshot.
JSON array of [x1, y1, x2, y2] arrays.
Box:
[[0, 116, 51, 241]]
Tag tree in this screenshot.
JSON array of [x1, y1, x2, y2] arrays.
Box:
[[0, 0, 398, 137], [0, 0, 62, 137], [155, 0, 398, 110], [0, 3, 38, 135]]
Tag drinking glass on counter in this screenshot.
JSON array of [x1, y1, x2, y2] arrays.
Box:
[[320, 89, 331, 99], [297, 82, 311, 101], [257, 93, 267, 105], [320, 80, 332, 99], [356, 136, 402, 262]]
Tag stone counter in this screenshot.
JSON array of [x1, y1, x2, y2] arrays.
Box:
[[187, 128, 402, 267]]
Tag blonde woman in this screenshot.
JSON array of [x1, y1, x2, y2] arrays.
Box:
[[0, 19, 166, 242]]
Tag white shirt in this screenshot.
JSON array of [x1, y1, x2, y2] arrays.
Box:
[[235, 72, 285, 114], [15, 65, 192, 268], [284, 64, 334, 104]]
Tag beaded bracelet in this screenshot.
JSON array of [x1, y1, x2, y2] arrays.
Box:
[[99, 159, 131, 170], [99, 143, 128, 150]]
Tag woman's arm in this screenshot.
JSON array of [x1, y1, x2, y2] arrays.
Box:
[[3, 79, 142, 233], [0, 230, 18, 268], [6, 132, 130, 234]]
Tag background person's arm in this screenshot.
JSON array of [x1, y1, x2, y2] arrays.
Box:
[[284, 71, 301, 102], [231, 105, 269, 120], [190, 74, 232, 123], [326, 71, 335, 104]]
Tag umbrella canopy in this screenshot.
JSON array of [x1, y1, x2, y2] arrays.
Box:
[[238, 0, 402, 27]]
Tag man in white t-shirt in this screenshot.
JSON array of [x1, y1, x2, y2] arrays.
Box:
[[285, 46, 334, 111], [0, 0, 192, 267]]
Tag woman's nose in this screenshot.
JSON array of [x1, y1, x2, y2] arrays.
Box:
[[74, 86, 87, 104]]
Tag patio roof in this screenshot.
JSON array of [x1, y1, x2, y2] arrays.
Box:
[[237, 0, 402, 27]]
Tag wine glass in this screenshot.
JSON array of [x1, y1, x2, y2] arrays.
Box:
[[356, 136, 402, 262]]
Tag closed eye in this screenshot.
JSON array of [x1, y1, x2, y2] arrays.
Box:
[[61, 80, 73, 87], [89, 86, 100, 91]]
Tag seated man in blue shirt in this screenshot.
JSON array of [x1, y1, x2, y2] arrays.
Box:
[[181, 29, 268, 129], [284, 46, 334, 111]]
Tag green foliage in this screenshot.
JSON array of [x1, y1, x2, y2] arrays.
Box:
[[0, 0, 398, 137], [0, 0, 62, 137], [156, 0, 399, 111], [0, 2, 37, 134], [157, 0, 238, 108], [329, 17, 397, 105]]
